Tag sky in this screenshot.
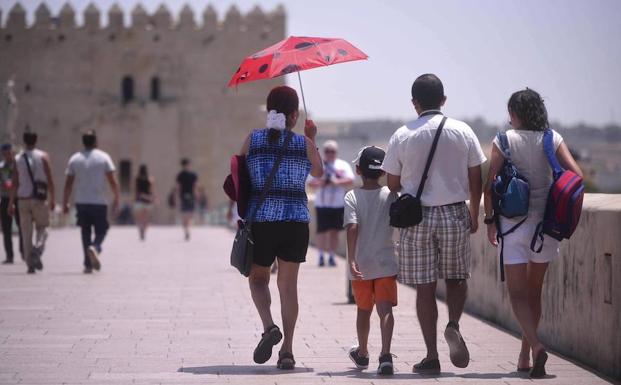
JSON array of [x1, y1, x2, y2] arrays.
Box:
[[3, 0, 621, 126]]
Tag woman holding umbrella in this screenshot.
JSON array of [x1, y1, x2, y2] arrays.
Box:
[[239, 85, 323, 369]]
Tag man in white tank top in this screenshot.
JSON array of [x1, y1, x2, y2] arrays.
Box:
[[8, 132, 55, 274]]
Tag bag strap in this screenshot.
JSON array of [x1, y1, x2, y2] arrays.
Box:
[[530, 221, 545, 253], [496, 132, 512, 161], [495, 215, 528, 281], [22, 152, 37, 190], [543, 129, 564, 179], [416, 116, 447, 199], [246, 130, 293, 225]]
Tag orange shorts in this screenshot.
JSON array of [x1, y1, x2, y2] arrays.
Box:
[[351, 276, 398, 311]]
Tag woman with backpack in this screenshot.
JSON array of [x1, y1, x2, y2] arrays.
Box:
[[239, 86, 323, 370], [483, 89, 582, 378]]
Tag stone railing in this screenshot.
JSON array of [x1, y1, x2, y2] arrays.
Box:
[[309, 193, 621, 380]]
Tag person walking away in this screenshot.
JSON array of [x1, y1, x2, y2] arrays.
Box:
[[134, 164, 156, 241], [307, 140, 354, 266], [382, 74, 486, 374], [0, 143, 23, 264], [240, 86, 323, 370], [483, 88, 583, 378], [62, 130, 120, 274], [176, 159, 198, 240], [345, 146, 398, 375], [8, 132, 55, 274]]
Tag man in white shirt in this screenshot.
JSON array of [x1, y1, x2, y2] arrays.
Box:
[[308, 140, 354, 266], [8, 132, 55, 274], [382, 74, 486, 374], [62, 130, 120, 274]]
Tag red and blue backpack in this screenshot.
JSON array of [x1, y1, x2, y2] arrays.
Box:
[[530, 129, 584, 252]]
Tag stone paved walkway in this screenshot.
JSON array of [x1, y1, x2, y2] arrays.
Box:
[[0, 227, 613, 384]]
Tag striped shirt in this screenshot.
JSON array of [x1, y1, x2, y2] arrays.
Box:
[[246, 128, 311, 222]]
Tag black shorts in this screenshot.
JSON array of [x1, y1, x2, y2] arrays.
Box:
[[251, 222, 309, 267], [180, 194, 195, 213], [316, 207, 344, 233]]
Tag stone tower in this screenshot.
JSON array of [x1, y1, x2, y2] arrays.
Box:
[[0, 2, 286, 222]]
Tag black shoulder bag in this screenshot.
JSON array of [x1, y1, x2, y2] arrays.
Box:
[[23, 152, 48, 201], [389, 116, 447, 228], [230, 130, 293, 277]]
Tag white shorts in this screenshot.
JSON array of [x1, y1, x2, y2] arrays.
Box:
[[499, 217, 560, 265]]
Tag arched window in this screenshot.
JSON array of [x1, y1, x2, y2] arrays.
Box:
[[150, 76, 161, 101], [121, 76, 134, 104]]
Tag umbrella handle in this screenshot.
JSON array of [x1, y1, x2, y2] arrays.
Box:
[[297, 71, 308, 120]]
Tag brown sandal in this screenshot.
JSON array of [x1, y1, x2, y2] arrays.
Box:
[[277, 351, 295, 370], [530, 350, 548, 378]]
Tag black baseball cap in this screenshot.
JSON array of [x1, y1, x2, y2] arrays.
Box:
[[1, 143, 12, 151], [352, 146, 385, 179]]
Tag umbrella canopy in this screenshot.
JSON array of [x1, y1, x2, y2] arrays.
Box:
[[228, 36, 368, 87]]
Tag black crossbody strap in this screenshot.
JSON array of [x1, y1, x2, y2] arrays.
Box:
[[416, 116, 447, 198], [22, 152, 37, 193], [247, 130, 293, 225]]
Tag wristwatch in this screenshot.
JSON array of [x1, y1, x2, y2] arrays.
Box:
[[483, 216, 495, 225]]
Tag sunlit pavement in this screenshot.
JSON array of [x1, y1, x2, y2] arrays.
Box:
[[0, 226, 612, 384]]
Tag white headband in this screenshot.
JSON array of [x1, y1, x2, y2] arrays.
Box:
[[266, 110, 286, 129]]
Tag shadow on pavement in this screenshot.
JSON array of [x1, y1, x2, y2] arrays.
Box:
[[178, 365, 314, 376], [316, 369, 552, 380]]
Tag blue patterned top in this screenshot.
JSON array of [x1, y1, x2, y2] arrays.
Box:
[[246, 128, 311, 222]]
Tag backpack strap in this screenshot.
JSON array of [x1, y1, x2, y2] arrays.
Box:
[[496, 215, 528, 281], [496, 132, 512, 161], [543, 129, 564, 179], [530, 221, 545, 253]]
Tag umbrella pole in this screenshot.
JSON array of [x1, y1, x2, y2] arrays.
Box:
[[297, 71, 308, 119]]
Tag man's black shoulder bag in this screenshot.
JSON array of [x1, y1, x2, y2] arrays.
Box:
[[230, 130, 292, 277], [389, 116, 447, 228], [23, 152, 48, 201]]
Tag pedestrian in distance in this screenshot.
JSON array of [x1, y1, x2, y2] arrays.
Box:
[[62, 130, 120, 274], [0, 143, 23, 264], [345, 146, 398, 375], [382, 74, 487, 374], [134, 164, 156, 241], [176, 158, 198, 241], [307, 140, 354, 267], [239, 85, 323, 370], [483, 88, 583, 378], [9, 132, 55, 274]]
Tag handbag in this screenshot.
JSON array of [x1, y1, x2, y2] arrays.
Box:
[[230, 130, 293, 277], [23, 152, 48, 201], [389, 116, 446, 228]]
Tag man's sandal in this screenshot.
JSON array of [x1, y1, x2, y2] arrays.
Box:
[[253, 325, 282, 364]]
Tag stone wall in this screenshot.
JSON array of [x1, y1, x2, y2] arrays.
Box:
[[0, 3, 285, 222], [309, 193, 621, 380]]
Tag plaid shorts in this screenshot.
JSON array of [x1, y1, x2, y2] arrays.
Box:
[[397, 202, 471, 285]]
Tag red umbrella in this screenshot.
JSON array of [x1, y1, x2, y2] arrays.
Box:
[[228, 36, 368, 115]]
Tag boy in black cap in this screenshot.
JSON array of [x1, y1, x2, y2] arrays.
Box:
[[344, 146, 398, 375]]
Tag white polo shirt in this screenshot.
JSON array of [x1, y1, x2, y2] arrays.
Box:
[[382, 113, 487, 207]]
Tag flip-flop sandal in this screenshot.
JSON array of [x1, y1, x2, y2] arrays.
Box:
[[277, 351, 295, 370], [530, 350, 548, 378], [253, 325, 282, 364]]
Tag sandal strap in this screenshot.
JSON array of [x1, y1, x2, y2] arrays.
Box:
[[278, 351, 295, 363]]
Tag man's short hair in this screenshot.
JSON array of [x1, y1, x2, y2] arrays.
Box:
[[411, 74, 445, 110], [82, 130, 97, 148], [23, 132, 38, 146], [181, 158, 190, 167]]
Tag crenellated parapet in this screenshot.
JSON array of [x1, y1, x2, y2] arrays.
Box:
[[0, 2, 286, 32]]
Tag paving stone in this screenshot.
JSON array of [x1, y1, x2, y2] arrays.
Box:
[[0, 227, 612, 384]]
